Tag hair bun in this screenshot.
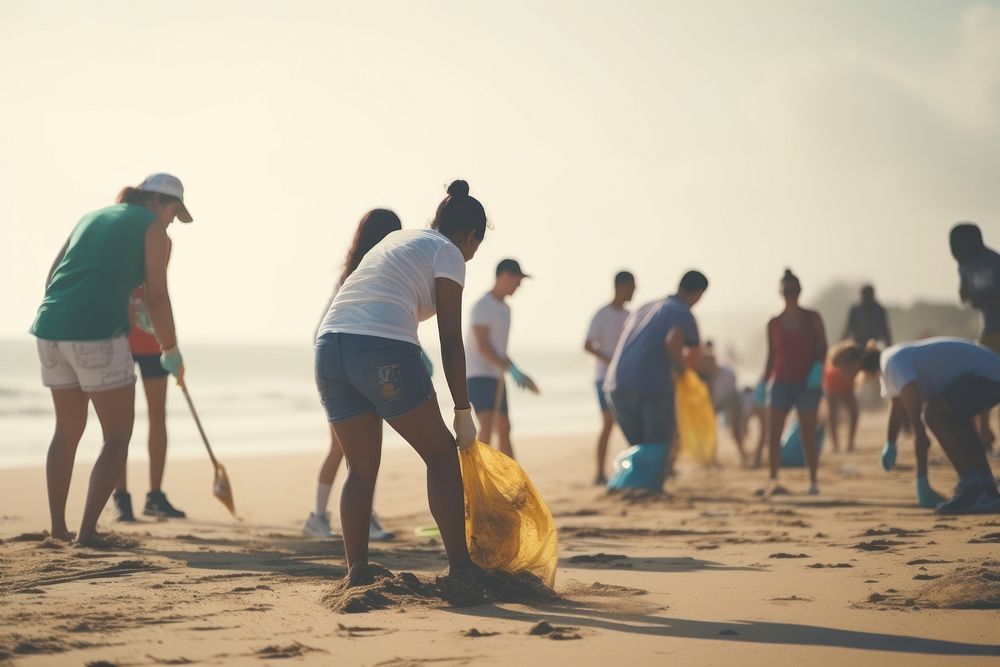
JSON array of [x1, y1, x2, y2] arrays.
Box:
[[783, 268, 794, 279], [447, 180, 470, 197]]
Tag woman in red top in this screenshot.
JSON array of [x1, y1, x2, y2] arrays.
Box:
[[112, 256, 186, 521], [758, 269, 828, 497]]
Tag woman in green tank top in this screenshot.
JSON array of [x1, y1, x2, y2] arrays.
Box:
[[30, 173, 192, 546]]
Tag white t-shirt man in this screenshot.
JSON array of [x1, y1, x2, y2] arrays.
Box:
[[880, 336, 1000, 398], [465, 293, 511, 379], [318, 229, 466, 346], [585, 305, 630, 382]]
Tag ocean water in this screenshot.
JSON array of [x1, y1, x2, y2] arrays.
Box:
[[0, 339, 605, 469]]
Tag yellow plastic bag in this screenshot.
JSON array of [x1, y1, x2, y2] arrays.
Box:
[[675, 369, 717, 465], [460, 440, 558, 587]]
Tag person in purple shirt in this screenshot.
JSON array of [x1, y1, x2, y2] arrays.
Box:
[[603, 271, 707, 489]]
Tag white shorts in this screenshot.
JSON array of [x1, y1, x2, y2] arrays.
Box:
[[36, 337, 136, 393]]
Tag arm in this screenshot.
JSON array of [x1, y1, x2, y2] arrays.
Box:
[[887, 397, 905, 443], [881, 310, 893, 346], [473, 325, 511, 372], [144, 224, 178, 351], [665, 327, 686, 375], [811, 311, 828, 363], [761, 320, 775, 383], [584, 339, 612, 364], [435, 277, 470, 410], [45, 237, 71, 289], [897, 381, 931, 478]]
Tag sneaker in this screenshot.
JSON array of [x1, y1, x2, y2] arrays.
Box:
[[303, 511, 336, 538], [936, 483, 984, 514], [113, 491, 135, 522], [369, 512, 395, 541], [807, 483, 820, 496], [970, 488, 1000, 514], [143, 491, 187, 519]]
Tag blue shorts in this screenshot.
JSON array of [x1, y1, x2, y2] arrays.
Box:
[[767, 381, 822, 412], [134, 353, 169, 380], [942, 375, 1000, 420], [468, 376, 508, 414], [596, 381, 610, 412], [608, 391, 675, 448], [315, 332, 435, 422]]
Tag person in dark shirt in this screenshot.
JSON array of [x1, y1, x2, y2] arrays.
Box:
[[842, 284, 892, 346], [950, 222, 1000, 452]]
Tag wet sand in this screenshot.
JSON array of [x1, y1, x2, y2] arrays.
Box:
[[1, 410, 999, 665]]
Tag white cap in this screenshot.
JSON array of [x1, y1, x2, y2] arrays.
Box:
[[138, 173, 193, 223]]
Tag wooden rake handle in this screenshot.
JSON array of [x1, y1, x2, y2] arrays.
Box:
[[178, 381, 219, 468]]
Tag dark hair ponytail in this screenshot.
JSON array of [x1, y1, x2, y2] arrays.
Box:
[[339, 208, 402, 286], [432, 179, 488, 241], [781, 268, 801, 289]]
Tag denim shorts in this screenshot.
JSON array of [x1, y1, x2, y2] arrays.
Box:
[[468, 376, 508, 414], [37, 337, 136, 393], [596, 381, 610, 412], [767, 381, 822, 412], [608, 391, 676, 448], [942, 374, 1000, 419], [315, 332, 435, 422]]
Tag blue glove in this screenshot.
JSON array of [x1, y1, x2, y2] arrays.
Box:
[[754, 381, 767, 408], [916, 476, 945, 508], [160, 347, 185, 383], [880, 440, 897, 471], [806, 361, 823, 390], [420, 350, 434, 377], [508, 363, 528, 388]]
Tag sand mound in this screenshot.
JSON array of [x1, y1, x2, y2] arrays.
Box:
[[321, 564, 556, 614], [561, 581, 649, 597], [859, 561, 1000, 610], [75, 532, 140, 550]]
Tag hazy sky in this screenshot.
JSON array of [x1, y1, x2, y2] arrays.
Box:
[[2, 0, 998, 353]]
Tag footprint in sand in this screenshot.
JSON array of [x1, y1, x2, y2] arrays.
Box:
[[769, 553, 811, 559]]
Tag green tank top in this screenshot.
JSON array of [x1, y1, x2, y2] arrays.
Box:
[[30, 204, 157, 341]]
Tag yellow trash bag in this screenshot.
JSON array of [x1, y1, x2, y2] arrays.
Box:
[[675, 369, 717, 465], [460, 440, 558, 588]]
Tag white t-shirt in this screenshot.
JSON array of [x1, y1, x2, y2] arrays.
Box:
[[317, 229, 466, 346], [465, 292, 511, 379], [585, 304, 630, 381], [881, 336, 1000, 398]]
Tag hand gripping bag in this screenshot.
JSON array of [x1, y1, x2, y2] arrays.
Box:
[[675, 369, 718, 465], [460, 440, 558, 587]]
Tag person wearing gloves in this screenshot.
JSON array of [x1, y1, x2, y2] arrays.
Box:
[[30, 173, 190, 546], [314, 179, 486, 582], [757, 269, 827, 497], [465, 258, 539, 459], [868, 338, 1000, 513]]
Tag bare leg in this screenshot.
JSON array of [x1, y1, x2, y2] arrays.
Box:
[[476, 410, 495, 446], [47, 388, 89, 541], [727, 404, 747, 463], [798, 409, 821, 486], [318, 423, 345, 486], [766, 406, 790, 482], [141, 377, 169, 491], [925, 400, 991, 475], [595, 410, 613, 482], [330, 412, 383, 568], [387, 400, 474, 572], [752, 408, 767, 468], [827, 396, 842, 453], [79, 385, 136, 542], [846, 392, 859, 453], [496, 413, 513, 459]]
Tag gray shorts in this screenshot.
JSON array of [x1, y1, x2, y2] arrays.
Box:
[[37, 337, 136, 393], [608, 391, 676, 448]]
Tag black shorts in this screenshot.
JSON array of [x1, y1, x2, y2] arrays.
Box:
[[942, 375, 1000, 420], [134, 353, 169, 380], [468, 376, 508, 414]]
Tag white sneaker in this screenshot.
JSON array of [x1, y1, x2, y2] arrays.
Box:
[[807, 483, 820, 496], [303, 511, 336, 538], [369, 512, 395, 541]]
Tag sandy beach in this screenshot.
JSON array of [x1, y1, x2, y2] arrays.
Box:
[[1, 411, 998, 666]]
